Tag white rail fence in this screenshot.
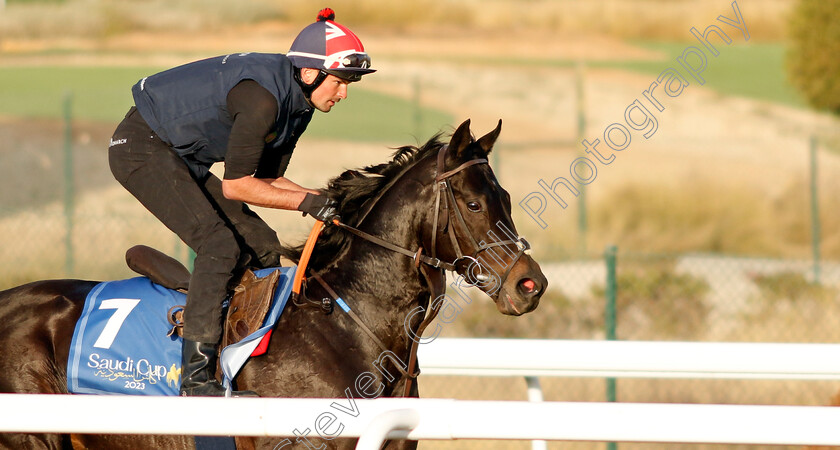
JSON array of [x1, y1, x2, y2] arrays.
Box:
[[3, 338, 840, 449], [418, 338, 840, 450], [3, 395, 840, 447], [418, 338, 840, 379]]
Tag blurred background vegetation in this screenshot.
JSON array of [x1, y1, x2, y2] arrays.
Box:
[[2, 1, 840, 448], [0, 0, 796, 39]]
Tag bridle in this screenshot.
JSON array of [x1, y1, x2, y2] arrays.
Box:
[[305, 142, 532, 396], [332, 144, 531, 288], [428, 144, 531, 288]]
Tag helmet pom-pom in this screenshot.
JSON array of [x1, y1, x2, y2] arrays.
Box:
[[317, 8, 336, 22]]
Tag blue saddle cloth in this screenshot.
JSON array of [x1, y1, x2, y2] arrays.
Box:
[[67, 266, 295, 396]]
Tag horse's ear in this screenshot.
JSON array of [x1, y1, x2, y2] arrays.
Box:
[[448, 119, 473, 159], [476, 119, 502, 154]]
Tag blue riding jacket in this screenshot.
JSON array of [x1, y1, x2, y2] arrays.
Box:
[[132, 53, 313, 179]]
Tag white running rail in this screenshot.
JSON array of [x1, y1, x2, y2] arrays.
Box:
[[4, 339, 840, 448], [2, 395, 840, 447], [417, 338, 840, 379]]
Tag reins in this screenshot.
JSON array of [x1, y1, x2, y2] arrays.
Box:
[[331, 220, 454, 271]]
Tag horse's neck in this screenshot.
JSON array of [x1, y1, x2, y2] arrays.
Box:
[[319, 176, 434, 352], [246, 161, 439, 398], [326, 235, 428, 346]]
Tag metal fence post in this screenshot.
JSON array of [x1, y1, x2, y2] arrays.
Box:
[[605, 244, 617, 450], [577, 62, 588, 257], [524, 376, 547, 450], [63, 92, 75, 277], [810, 135, 821, 284]]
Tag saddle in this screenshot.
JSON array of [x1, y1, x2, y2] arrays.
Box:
[[125, 245, 279, 349]]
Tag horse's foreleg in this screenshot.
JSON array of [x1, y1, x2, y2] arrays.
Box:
[[384, 440, 418, 450], [377, 377, 420, 450]]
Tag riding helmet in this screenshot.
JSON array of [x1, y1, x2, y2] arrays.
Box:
[[287, 8, 375, 83]]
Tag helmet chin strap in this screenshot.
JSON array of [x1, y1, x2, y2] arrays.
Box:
[[294, 68, 329, 102]]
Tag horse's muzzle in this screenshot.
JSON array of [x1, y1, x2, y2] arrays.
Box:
[[492, 258, 547, 316]]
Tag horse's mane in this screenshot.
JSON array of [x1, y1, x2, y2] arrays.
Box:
[[278, 134, 446, 270]]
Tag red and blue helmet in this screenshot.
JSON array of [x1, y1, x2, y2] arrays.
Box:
[[287, 8, 375, 82]]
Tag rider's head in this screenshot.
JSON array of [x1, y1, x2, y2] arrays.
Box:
[[287, 8, 375, 111]]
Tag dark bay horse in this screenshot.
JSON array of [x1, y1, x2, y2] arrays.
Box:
[[0, 119, 547, 449]]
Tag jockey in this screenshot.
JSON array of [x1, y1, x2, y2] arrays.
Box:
[[108, 8, 374, 397]]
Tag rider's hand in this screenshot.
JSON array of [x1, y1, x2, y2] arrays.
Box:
[[297, 193, 340, 224]]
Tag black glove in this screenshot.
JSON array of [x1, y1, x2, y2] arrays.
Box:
[[297, 193, 340, 223]]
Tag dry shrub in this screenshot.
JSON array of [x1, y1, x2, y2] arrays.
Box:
[[786, 0, 840, 115], [445, 289, 605, 340], [592, 259, 711, 340], [586, 176, 840, 260], [741, 271, 840, 342]]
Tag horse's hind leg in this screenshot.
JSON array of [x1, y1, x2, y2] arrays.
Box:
[[0, 352, 74, 449], [0, 280, 89, 395], [0, 433, 72, 450], [0, 280, 93, 450], [0, 346, 72, 449]]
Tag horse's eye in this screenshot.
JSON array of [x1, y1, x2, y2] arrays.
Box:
[[467, 201, 482, 212]]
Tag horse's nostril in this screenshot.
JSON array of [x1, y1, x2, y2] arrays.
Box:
[[519, 278, 537, 294]]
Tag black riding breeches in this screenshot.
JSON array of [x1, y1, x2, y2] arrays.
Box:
[[108, 107, 283, 343]]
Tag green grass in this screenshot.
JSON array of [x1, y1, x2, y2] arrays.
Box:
[[411, 40, 807, 109], [0, 66, 157, 122], [0, 65, 452, 142], [610, 41, 807, 108], [305, 87, 453, 144]]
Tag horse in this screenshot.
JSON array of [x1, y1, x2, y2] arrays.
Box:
[[0, 119, 547, 449]]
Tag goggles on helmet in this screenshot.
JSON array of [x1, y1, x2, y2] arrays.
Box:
[[287, 50, 371, 71], [335, 52, 371, 70]]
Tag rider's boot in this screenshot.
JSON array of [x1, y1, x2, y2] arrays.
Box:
[[179, 339, 258, 397]]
